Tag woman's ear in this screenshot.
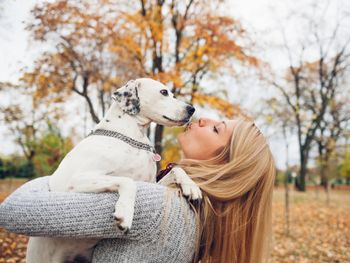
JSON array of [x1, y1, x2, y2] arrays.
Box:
[[112, 80, 141, 115]]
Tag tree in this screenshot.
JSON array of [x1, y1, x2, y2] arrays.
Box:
[[263, 97, 295, 234], [0, 158, 5, 179], [33, 122, 73, 176], [0, 83, 62, 172], [339, 148, 350, 184], [269, 4, 350, 191], [1, 104, 41, 165], [22, 0, 258, 170], [315, 90, 350, 201]]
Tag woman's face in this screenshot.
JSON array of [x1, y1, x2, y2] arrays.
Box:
[[177, 118, 236, 160]]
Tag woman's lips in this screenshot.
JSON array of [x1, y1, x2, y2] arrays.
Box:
[[185, 123, 192, 131], [186, 123, 193, 131]]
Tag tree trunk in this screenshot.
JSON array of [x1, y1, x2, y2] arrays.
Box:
[[296, 150, 307, 191], [284, 170, 290, 235], [73, 73, 100, 124], [154, 124, 164, 172], [325, 181, 330, 205], [321, 173, 330, 205], [283, 125, 290, 235], [318, 138, 331, 205], [295, 115, 306, 191]]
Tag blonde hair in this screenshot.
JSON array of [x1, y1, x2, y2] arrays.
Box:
[[178, 118, 276, 263]]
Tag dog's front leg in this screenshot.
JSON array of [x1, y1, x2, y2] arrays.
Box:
[[67, 174, 136, 232], [158, 167, 202, 200]]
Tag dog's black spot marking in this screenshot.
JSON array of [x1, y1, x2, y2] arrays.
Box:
[[123, 91, 132, 97], [130, 99, 140, 113], [106, 119, 110, 122], [133, 86, 140, 114], [118, 115, 121, 118], [131, 99, 138, 106], [113, 91, 121, 96], [113, 91, 122, 102], [115, 83, 141, 115]]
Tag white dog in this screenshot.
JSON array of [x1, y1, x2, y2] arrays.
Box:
[[26, 78, 201, 263]]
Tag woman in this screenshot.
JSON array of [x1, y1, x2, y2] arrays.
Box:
[[0, 117, 275, 263]]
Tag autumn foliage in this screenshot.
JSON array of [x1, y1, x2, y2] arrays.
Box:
[[18, 0, 258, 164]]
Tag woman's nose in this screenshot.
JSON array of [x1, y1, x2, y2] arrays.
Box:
[[199, 118, 218, 127], [198, 118, 210, 127], [198, 118, 205, 127]]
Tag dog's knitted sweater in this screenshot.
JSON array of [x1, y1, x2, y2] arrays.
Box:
[[0, 177, 198, 263]]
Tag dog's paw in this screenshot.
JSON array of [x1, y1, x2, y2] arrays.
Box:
[[113, 213, 130, 233], [113, 201, 134, 234], [179, 179, 202, 201], [172, 167, 202, 201]]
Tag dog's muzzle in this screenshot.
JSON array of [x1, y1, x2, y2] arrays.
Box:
[[162, 104, 195, 124], [163, 115, 190, 124]]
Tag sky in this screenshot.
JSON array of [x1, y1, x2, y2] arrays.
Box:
[[0, 0, 347, 169]]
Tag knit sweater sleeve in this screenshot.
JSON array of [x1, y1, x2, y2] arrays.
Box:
[[0, 176, 169, 240]]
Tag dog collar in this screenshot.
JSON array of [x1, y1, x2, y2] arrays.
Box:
[[87, 129, 161, 162]]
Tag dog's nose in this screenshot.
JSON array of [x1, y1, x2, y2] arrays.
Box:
[[186, 105, 195, 116]]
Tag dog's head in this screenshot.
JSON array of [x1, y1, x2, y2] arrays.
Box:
[[112, 78, 195, 126]]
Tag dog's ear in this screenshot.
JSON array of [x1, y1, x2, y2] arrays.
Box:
[[112, 80, 141, 115]]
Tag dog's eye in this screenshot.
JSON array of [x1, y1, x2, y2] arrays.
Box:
[[160, 89, 169, 96]]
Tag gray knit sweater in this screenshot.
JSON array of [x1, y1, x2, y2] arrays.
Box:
[[0, 177, 199, 262]]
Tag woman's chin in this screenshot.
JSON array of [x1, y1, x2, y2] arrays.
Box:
[[177, 133, 184, 145], [177, 133, 191, 159], [177, 133, 189, 151]]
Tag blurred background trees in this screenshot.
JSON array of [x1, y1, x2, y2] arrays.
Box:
[[0, 0, 349, 191], [264, 1, 350, 191], [18, 0, 257, 170]]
